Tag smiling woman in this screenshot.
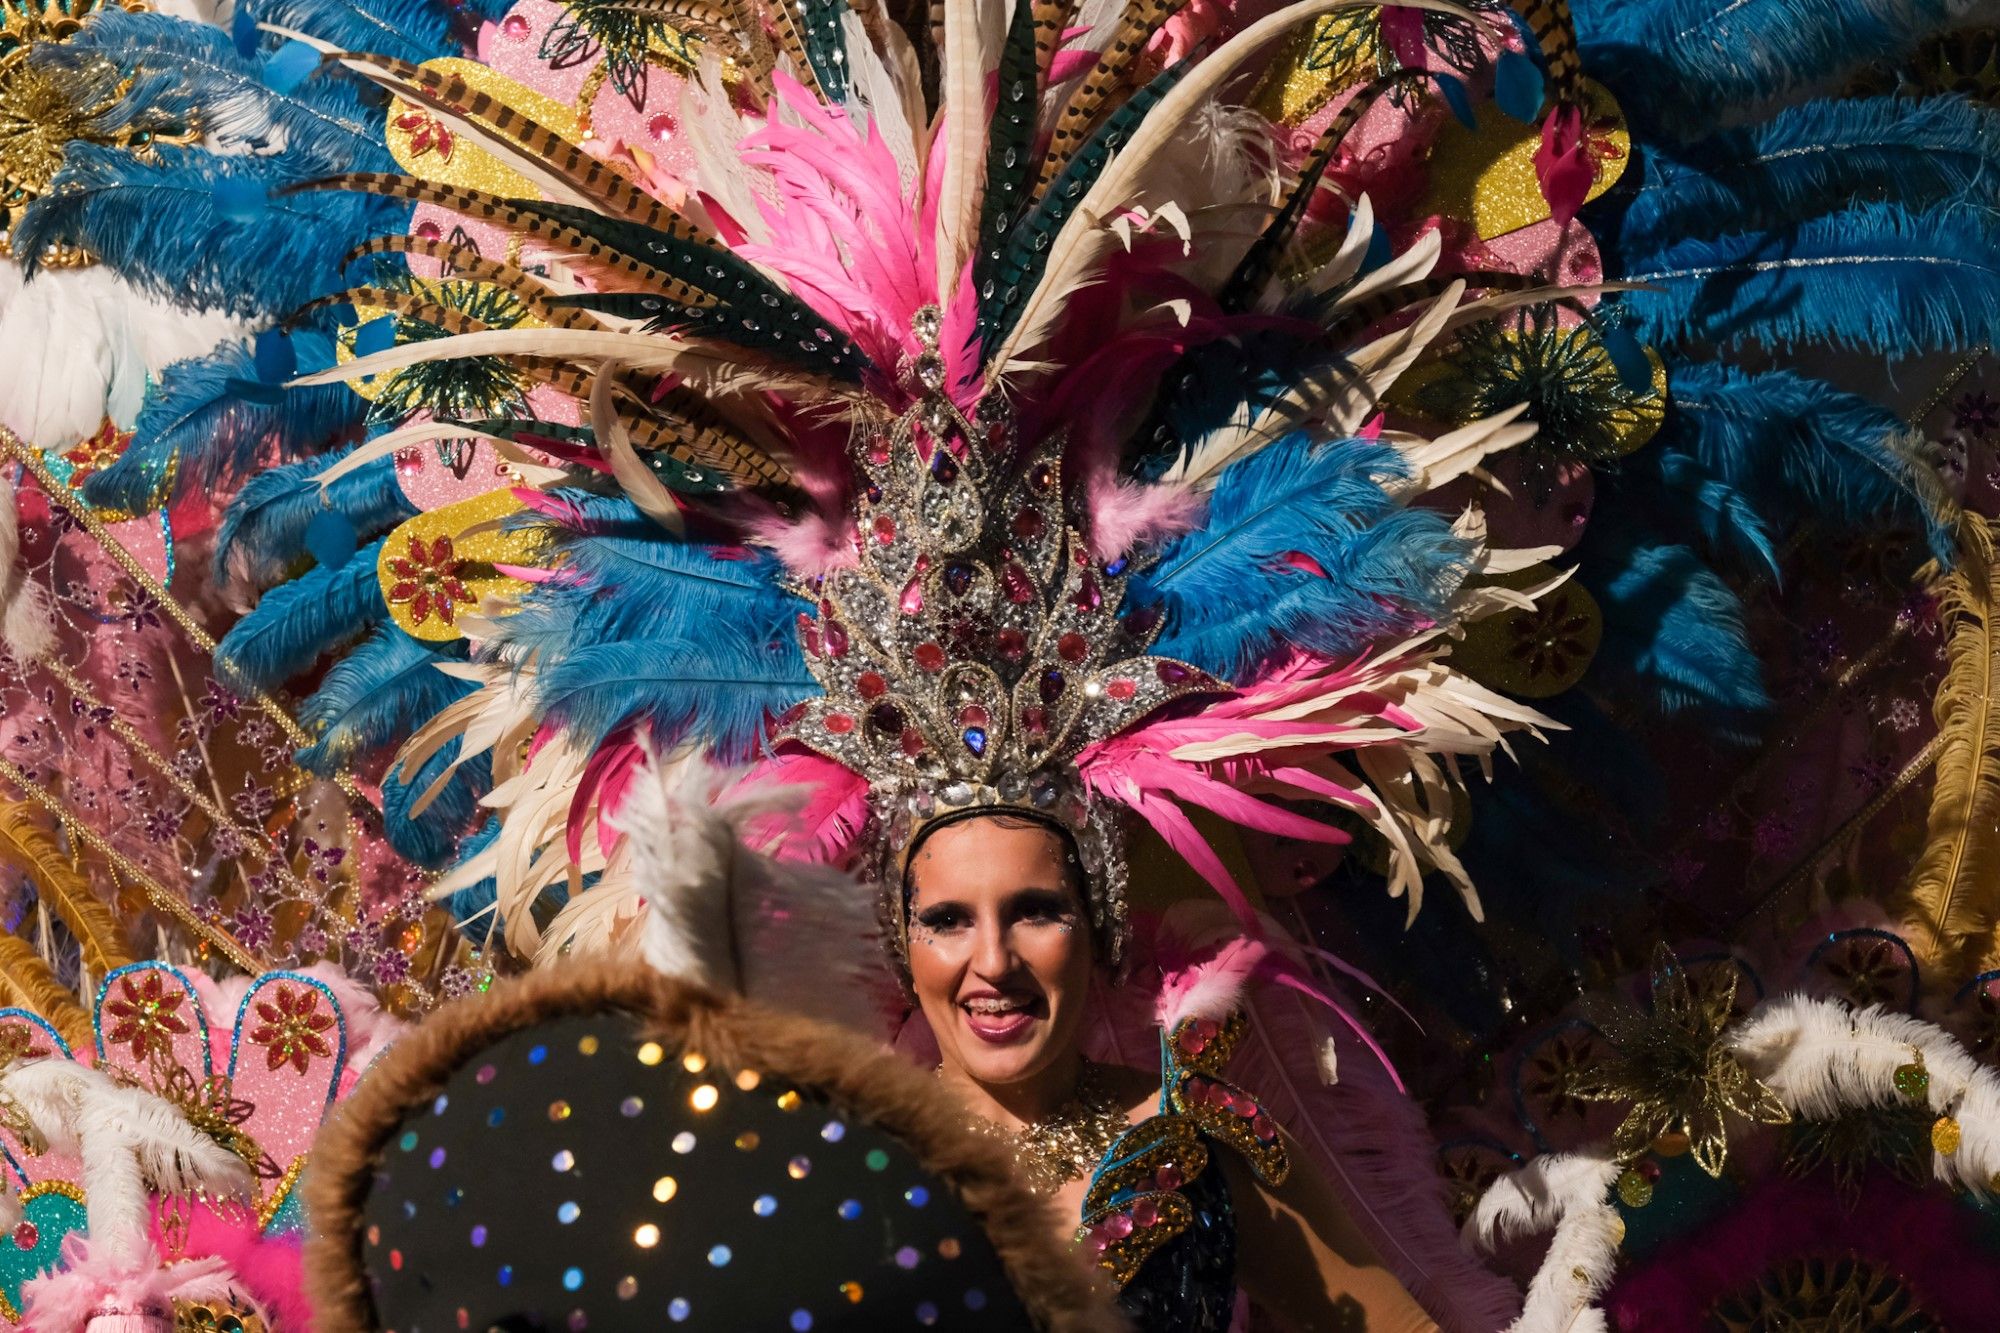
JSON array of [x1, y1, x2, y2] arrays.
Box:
[[901, 813, 1439, 1333]]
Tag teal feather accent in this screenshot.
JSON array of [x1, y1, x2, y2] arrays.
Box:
[[972, 0, 1042, 314], [1581, 533, 1768, 716], [534, 639, 817, 758], [295, 626, 470, 775], [382, 739, 490, 868], [1649, 453, 1781, 582], [214, 446, 418, 582], [214, 537, 388, 691]]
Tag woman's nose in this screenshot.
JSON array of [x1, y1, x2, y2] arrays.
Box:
[[969, 918, 1016, 978]]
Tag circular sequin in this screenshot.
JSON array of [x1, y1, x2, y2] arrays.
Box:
[[735, 1069, 762, 1091], [620, 1097, 644, 1117], [917, 1301, 939, 1325], [578, 1035, 600, 1056], [905, 1186, 929, 1208], [790, 1312, 813, 1331], [398, 1130, 419, 1152], [865, 1149, 889, 1171], [428, 1147, 447, 1168], [475, 1064, 496, 1084], [821, 1121, 846, 1143], [562, 1267, 583, 1291], [837, 1199, 862, 1220], [486, 1108, 506, 1128], [788, 1156, 812, 1179], [634, 1224, 660, 1248], [497, 1265, 513, 1286], [552, 1149, 575, 1172], [708, 1245, 732, 1267], [691, 1084, 719, 1112], [672, 1132, 697, 1154], [840, 1282, 863, 1303], [529, 1045, 549, 1065], [754, 1194, 778, 1216], [668, 1298, 690, 1322], [683, 1053, 708, 1074], [558, 1201, 580, 1224], [736, 1131, 760, 1151], [965, 1290, 987, 1311], [432, 1094, 449, 1115], [470, 1226, 488, 1247], [895, 1246, 920, 1270], [617, 1277, 638, 1300], [653, 1176, 678, 1203], [549, 1100, 572, 1121], [637, 1042, 665, 1066]]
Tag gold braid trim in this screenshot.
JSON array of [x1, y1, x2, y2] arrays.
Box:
[[1898, 516, 2000, 984], [0, 932, 91, 1050], [0, 801, 134, 981]]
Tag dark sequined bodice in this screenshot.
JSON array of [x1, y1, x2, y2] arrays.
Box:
[[1113, 1137, 1238, 1332], [1077, 1011, 1286, 1331]]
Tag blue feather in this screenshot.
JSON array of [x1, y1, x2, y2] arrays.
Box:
[[1647, 453, 1782, 582], [1573, 0, 1951, 140], [14, 143, 404, 318], [1658, 361, 1954, 563], [295, 626, 469, 774], [37, 10, 392, 173], [1619, 95, 2000, 254], [242, 0, 460, 64], [86, 340, 366, 514], [1580, 534, 1768, 715], [214, 537, 387, 691], [534, 638, 816, 759], [1617, 202, 2000, 358], [382, 738, 490, 868], [438, 818, 503, 928], [1135, 435, 1473, 682], [215, 446, 417, 581]]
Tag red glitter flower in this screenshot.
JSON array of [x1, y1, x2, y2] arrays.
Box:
[[394, 110, 455, 161], [102, 971, 190, 1063], [247, 984, 336, 1074], [387, 534, 474, 627]]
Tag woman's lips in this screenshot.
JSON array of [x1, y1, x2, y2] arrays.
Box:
[[961, 999, 1043, 1043]]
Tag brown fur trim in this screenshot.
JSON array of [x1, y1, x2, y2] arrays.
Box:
[[304, 960, 1129, 1332]]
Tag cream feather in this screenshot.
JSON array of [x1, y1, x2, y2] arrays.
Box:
[[841, 8, 927, 192], [0, 477, 53, 663], [937, 0, 1002, 298], [590, 360, 688, 535], [1466, 1149, 1622, 1333], [681, 52, 772, 243]]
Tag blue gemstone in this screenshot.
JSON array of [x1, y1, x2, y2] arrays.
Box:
[[1103, 557, 1128, 577], [962, 727, 987, 755]]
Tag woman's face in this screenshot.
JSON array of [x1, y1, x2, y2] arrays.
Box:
[[905, 816, 1095, 1089]]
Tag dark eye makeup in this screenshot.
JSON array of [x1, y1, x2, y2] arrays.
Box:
[[911, 887, 1077, 933]]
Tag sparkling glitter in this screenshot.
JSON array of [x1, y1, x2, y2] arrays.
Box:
[[398, 1131, 418, 1152], [754, 1194, 778, 1216], [736, 1131, 760, 1151], [895, 1246, 919, 1270], [653, 1176, 678, 1202], [476, 1064, 496, 1084], [487, 1108, 506, 1127], [669, 1299, 691, 1321], [821, 1121, 846, 1143], [837, 1199, 861, 1220], [690, 1085, 719, 1112], [790, 1312, 813, 1331], [578, 1035, 600, 1056], [563, 1267, 584, 1291], [429, 1147, 447, 1168], [558, 1201, 580, 1224], [672, 1132, 696, 1154], [865, 1149, 888, 1171], [470, 1226, 488, 1247], [634, 1224, 661, 1248], [708, 1245, 732, 1267], [621, 1097, 644, 1117], [904, 1186, 929, 1207], [529, 1045, 548, 1065], [552, 1149, 575, 1172], [549, 1100, 572, 1121], [735, 1069, 761, 1091], [637, 1043, 665, 1066], [788, 1156, 812, 1179], [683, 1052, 707, 1073], [617, 1277, 638, 1300]]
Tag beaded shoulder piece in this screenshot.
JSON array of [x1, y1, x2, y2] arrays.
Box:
[[1076, 1012, 1288, 1287]]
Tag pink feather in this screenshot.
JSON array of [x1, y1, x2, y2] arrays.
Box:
[[1085, 473, 1204, 561], [728, 747, 871, 864], [147, 1204, 310, 1333], [23, 1240, 244, 1333]]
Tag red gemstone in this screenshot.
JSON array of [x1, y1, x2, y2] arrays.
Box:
[[1002, 563, 1034, 605], [1011, 508, 1045, 541], [867, 439, 890, 465], [1058, 633, 1088, 664], [997, 629, 1027, 661], [874, 516, 896, 546], [1073, 572, 1101, 613], [1155, 1165, 1183, 1190], [1131, 1200, 1160, 1229], [958, 705, 989, 728], [857, 672, 888, 700], [1183, 1029, 1209, 1055], [1029, 462, 1056, 493], [797, 613, 820, 656], [1107, 1212, 1135, 1239], [900, 579, 923, 615], [1020, 707, 1048, 736], [823, 622, 850, 657], [823, 713, 855, 735], [1156, 662, 1192, 686], [900, 728, 926, 756], [12, 1222, 34, 1251], [914, 642, 946, 672], [1252, 1113, 1276, 1141], [1106, 678, 1137, 700]]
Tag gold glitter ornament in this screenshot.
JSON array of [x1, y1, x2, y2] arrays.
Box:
[[1452, 570, 1602, 700], [1930, 1114, 1961, 1156], [386, 58, 586, 197], [958, 1063, 1129, 1196], [1893, 1053, 1929, 1100], [1614, 1166, 1653, 1208], [1565, 945, 1790, 1178], [1422, 78, 1630, 240], [377, 490, 537, 643], [1249, 13, 1379, 125]]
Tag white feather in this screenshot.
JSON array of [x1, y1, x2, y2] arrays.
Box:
[[1466, 1149, 1621, 1333], [841, 8, 926, 192], [936, 0, 1002, 298], [0, 476, 53, 663], [680, 52, 772, 243]]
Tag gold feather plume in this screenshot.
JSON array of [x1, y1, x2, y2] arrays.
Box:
[[0, 933, 91, 1051], [1898, 516, 2000, 984], [0, 802, 136, 986]]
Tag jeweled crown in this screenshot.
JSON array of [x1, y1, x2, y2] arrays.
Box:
[[784, 308, 1221, 857]]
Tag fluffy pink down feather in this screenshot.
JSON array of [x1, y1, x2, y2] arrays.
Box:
[[146, 1203, 310, 1333], [22, 1239, 244, 1333], [728, 747, 872, 865]]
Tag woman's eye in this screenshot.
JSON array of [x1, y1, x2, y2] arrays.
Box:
[[914, 910, 967, 932]]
